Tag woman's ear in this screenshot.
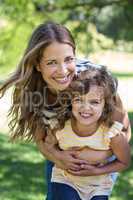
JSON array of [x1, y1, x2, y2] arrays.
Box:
[[36, 64, 41, 72]]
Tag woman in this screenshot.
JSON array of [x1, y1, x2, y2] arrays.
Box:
[[0, 22, 131, 200]]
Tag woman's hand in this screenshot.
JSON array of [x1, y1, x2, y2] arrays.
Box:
[[34, 127, 88, 171], [69, 147, 112, 165], [55, 149, 89, 171], [67, 163, 100, 176], [55, 146, 112, 172]]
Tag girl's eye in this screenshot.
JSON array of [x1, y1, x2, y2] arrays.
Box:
[[73, 97, 82, 103], [90, 100, 100, 104]]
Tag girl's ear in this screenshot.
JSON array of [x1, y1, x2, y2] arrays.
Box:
[[100, 108, 107, 122]]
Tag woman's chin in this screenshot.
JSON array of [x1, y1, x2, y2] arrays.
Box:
[[54, 74, 74, 90], [55, 82, 71, 91], [47, 74, 73, 92]]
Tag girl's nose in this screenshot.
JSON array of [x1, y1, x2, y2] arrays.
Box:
[[82, 102, 92, 110]]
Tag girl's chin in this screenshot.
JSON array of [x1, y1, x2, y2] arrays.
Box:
[[79, 122, 93, 126], [77, 118, 94, 126]]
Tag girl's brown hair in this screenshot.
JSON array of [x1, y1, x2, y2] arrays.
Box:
[[0, 22, 76, 141], [69, 66, 118, 126]]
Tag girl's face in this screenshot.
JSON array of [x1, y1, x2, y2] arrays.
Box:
[[37, 42, 76, 93], [72, 85, 105, 127]]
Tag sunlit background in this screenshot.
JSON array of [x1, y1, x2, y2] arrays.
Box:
[[0, 1, 133, 200]]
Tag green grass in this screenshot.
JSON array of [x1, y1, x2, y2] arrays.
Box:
[[0, 112, 133, 200], [111, 111, 133, 200], [0, 133, 47, 200]]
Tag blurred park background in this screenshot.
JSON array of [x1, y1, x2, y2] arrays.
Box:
[[0, 0, 133, 199]]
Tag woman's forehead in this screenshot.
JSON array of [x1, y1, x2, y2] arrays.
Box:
[[42, 42, 74, 59]]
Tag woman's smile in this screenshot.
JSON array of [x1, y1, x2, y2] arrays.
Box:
[[53, 73, 72, 84], [38, 42, 75, 92]]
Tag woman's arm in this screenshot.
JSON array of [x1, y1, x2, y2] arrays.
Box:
[[34, 126, 59, 164], [34, 126, 87, 171], [122, 111, 131, 142], [112, 93, 131, 141], [70, 147, 112, 165], [96, 133, 131, 173], [68, 133, 131, 176]]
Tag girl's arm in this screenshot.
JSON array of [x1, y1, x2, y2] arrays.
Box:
[[68, 133, 131, 176], [34, 126, 87, 171]]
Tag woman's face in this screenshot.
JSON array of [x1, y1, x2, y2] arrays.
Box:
[[72, 85, 105, 127], [37, 42, 76, 93]]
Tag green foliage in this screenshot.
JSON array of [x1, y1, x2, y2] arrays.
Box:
[[0, 0, 133, 78], [0, 0, 34, 22], [0, 22, 33, 78], [95, 4, 133, 42]]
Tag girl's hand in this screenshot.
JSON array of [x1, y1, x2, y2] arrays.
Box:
[[67, 163, 100, 176], [55, 150, 89, 171]]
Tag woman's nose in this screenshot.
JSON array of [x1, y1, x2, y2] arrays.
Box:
[[57, 63, 68, 74]]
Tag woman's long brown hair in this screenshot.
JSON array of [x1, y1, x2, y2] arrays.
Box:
[[0, 22, 75, 141]]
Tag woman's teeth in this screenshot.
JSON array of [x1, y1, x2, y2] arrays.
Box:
[[55, 74, 70, 83], [56, 77, 67, 81]]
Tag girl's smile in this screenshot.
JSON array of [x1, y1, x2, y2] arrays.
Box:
[[79, 112, 92, 119]]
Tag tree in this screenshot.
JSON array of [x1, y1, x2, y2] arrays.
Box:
[[0, 0, 133, 71]]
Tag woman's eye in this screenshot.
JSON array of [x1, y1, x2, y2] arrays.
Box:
[[47, 61, 57, 66], [65, 57, 75, 63]]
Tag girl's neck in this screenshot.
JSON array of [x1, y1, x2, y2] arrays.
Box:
[[71, 117, 99, 137]]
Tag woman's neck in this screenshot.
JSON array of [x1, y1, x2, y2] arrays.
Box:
[[46, 88, 59, 106], [71, 117, 99, 137]]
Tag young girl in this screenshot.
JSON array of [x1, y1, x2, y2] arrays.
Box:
[[0, 22, 131, 200], [50, 66, 130, 200]]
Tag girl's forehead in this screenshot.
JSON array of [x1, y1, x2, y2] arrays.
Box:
[[76, 86, 104, 99]]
